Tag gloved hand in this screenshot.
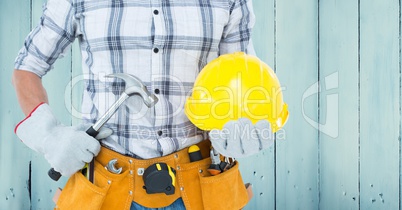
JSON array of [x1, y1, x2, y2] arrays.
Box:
[[15, 103, 113, 177], [208, 118, 274, 158]]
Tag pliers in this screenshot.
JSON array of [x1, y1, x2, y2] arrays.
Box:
[[207, 148, 231, 176]]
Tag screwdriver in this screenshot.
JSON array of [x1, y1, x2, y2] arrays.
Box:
[[188, 145, 202, 162]]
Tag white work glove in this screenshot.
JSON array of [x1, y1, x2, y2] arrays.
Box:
[[208, 118, 274, 158], [15, 103, 113, 177]]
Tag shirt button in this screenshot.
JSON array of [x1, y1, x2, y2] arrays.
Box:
[[153, 48, 159, 53], [153, 9, 159, 15], [154, 89, 160, 94], [157, 130, 163, 136]]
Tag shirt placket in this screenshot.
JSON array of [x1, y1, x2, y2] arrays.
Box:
[[151, 0, 165, 137]]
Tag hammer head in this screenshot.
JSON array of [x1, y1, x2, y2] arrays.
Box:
[[106, 73, 158, 107]]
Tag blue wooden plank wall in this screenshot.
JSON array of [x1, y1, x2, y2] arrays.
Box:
[[1, 0, 401, 209], [319, 0, 359, 209]]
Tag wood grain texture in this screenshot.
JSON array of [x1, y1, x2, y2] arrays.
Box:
[[29, 0, 71, 209], [275, 0, 319, 209], [0, 0, 34, 209], [319, 0, 360, 209], [2, 0, 402, 209], [240, 0, 276, 209], [360, 0, 400, 209]]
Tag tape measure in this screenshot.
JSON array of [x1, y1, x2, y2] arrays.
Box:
[[143, 163, 176, 195]]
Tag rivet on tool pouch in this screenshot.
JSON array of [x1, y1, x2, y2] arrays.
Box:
[[142, 163, 176, 195]]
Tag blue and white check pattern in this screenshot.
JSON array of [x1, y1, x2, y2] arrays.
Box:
[[15, 0, 255, 159]]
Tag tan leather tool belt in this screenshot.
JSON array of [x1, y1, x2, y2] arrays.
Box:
[[55, 140, 249, 210]]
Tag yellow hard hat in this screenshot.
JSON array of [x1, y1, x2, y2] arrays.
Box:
[[185, 52, 288, 132]]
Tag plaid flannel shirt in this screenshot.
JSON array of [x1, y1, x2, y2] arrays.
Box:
[[15, 0, 255, 159]]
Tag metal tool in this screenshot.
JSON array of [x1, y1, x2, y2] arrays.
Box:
[[48, 73, 158, 181], [105, 159, 122, 174], [224, 157, 235, 170], [207, 148, 236, 176], [207, 148, 223, 176], [85, 73, 158, 137]]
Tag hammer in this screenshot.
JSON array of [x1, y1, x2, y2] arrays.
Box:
[[48, 73, 158, 181]]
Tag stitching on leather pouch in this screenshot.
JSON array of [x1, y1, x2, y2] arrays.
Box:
[[78, 173, 109, 196], [178, 171, 192, 210], [199, 164, 239, 184], [123, 173, 133, 210]]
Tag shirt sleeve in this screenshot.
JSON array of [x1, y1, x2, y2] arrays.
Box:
[[14, 0, 77, 77], [219, 0, 256, 55]]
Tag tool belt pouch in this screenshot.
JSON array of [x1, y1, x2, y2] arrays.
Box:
[[200, 161, 248, 209], [55, 141, 249, 210], [55, 160, 130, 210], [179, 158, 249, 210]]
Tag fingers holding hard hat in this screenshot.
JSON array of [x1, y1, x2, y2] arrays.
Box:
[[208, 128, 228, 156], [222, 120, 244, 157], [209, 118, 273, 158], [209, 120, 247, 157], [237, 118, 261, 156], [255, 120, 274, 150], [187, 52, 286, 157]]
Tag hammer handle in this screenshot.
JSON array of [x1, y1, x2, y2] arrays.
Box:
[[92, 93, 129, 131], [48, 126, 99, 181], [47, 74, 158, 181], [47, 93, 126, 181]]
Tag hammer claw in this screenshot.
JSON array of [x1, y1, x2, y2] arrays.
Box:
[[106, 73, 158, 107]]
